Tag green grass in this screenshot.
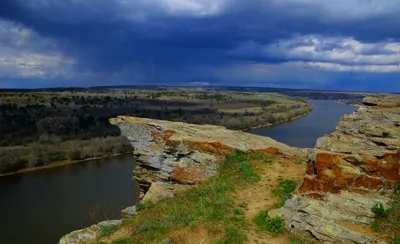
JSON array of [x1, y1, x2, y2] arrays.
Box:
[[271, 178, 297, 208], [237, 161, 260, 182], [105, 150, 270, 243], [111, 237, 134, 244], [217, 225, 248, 244], [254, 211, 284, 233], [135, 202, 145, 212], [233, 208, 244, 215], [371, 203, 390, 220], [395, 182, 400, 194], [393, 235, 400, 244], [254, 178, 297, 234], [371, 189, 400, 236], [99, 224, 119, 237]]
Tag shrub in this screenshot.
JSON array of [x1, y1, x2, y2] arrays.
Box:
[[254, 210, 269, 227], [393, 235, 400, 244], [265, 216, 284, 233], [371, 203, 390, 220], [135, 202, 145, 212], [233, 208, 244, 215], [254, 211, 284, 233]]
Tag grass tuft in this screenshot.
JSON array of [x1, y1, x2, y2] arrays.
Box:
[[237, 161, 260, 182], [254, 210, 284, 233], [393, 234, 400, 244], [233, 208, 244, 215], [99, 224, 119, 237], [218, 225, 247, 244], [135, 202, 145, 212], [271, 178, 297, 208]]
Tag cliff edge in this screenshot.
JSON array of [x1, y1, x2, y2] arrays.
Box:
[[273, 96, 400, 243], [109, 116, 308, 200]]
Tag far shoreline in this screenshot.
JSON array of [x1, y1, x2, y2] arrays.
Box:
[[0, 152, 132, 177]]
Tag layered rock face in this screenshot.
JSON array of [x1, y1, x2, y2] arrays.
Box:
[[275, 96, 400, 243], [110, 116, 307, 200]]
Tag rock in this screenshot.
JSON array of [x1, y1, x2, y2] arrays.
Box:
[[280, 95, 400, 243], [142, 182, 193, 203], [362, 96, 400, 108], [110, 116, 307, 200], [58, 220, 122, 244], [121, 206, 138, 218]]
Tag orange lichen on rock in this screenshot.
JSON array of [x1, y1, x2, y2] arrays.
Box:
[[353, 176, 384, 189], [360, 152, 400, 180], [297, 175, 333, 194], [185, 141, 235, 155], [171, 165, 207, 184], [256, 147, 282, 155], [315, 152, 342, 170], [304, 192, 326, 200], [151, 130, 163, 140], [163, 129, 176, 141]]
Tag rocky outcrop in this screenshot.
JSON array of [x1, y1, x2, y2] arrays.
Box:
[[274, 96, 400, 243], [362, 96, 400, 108], [59, 220, 122, 244], [109, 116, 307, 199]]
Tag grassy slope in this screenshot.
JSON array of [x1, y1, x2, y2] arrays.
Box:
[[93, 151, 315, 244]]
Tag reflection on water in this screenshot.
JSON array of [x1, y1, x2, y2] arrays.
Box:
[[0, 154, 138, 244]]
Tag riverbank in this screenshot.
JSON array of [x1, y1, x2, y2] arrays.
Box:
[[0, 152, 131, 177], [0, 135, 133, 175], [244, 109, 312, 131]]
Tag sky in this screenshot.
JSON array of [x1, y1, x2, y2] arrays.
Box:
[[0, 0, 399, 92]]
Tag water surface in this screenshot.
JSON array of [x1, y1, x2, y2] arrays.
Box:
[[250, 100, 357, 148], [0, 154, 138, 244]]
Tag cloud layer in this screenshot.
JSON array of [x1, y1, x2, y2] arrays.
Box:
[[0, 0, 399, 91]]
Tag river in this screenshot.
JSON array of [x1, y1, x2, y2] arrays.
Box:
[[0, 100, 356, 244], [250, 100, 357, 148], [0, 154, 139, 244]]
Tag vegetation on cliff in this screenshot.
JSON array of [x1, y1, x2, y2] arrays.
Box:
[[370, 185, 400, 242], [92, 150, 306, 244]]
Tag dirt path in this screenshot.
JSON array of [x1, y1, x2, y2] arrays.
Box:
[[235, 157, 306, 244]]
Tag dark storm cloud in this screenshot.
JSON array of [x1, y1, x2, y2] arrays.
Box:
[[0, 0, 399, 90]]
